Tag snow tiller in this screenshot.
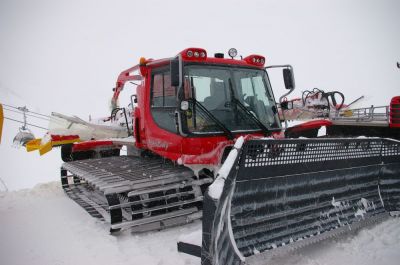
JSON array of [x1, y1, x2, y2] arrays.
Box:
[[3, 48, 399, 261]]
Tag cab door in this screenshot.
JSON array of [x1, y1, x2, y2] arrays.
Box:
[[144, 67, 183, 160]]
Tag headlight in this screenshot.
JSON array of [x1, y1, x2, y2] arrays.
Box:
[[228, 48, 238, 58]]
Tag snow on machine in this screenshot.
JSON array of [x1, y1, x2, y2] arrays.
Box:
[[1, 47, 400, 264]]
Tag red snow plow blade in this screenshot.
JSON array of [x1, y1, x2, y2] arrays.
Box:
[[199, 138, 400, 265]]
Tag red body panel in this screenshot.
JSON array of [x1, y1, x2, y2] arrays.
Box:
[[73, 140, 115, 152], [288, 120, 332, 133], [51, 135, 80, 141], [390, 96, 400, 128], [111, 48, 279, 166]]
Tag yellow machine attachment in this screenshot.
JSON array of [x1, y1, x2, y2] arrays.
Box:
[[26, 135, 81, 155]]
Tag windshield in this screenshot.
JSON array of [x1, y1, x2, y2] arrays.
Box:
[[182, 65, 280, 134]]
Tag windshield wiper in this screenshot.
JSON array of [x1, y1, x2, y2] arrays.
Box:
[[189, 98, 234, 140], [228, 79, 270, 136]]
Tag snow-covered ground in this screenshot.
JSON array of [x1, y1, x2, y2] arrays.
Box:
[[1, 181, 399, 265], [0, 182, 199, 265]]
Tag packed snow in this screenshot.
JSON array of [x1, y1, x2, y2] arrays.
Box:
[[1, 182, 400, 265], [0, 182, 200, 265]]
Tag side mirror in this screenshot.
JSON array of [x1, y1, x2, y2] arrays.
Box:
[[283, 68, 295, 90], [170, 57, 181, 87]]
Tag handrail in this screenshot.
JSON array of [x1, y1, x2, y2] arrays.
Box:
[[330, 105, 390, 123]]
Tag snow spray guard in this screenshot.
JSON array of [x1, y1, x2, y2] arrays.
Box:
[[201, 138, 400, 265]]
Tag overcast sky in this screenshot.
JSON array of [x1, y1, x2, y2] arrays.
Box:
[[1, 0, 399, 190]]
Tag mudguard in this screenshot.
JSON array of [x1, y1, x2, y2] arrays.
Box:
[[201, 138, 400, 265]]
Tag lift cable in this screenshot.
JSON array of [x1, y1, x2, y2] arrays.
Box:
[[3, 117, 47, 130], [2, 106, 51, 121]]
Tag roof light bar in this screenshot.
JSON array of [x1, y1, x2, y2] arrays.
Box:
[[243, 55, 266, 67], [180, 48, 207, 60]]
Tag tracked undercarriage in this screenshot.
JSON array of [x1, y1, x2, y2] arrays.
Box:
[[61, 155, 212, 233]]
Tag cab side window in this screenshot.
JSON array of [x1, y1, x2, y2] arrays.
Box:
[[152, 74, 164, 107], [151, 70, 177, 133]]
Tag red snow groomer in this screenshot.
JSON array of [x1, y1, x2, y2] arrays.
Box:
[[55, 48, 400, 264]]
